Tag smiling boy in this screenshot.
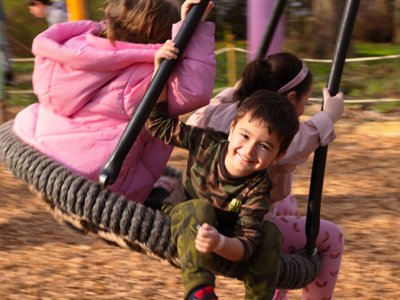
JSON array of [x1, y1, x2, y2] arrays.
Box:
[[146, 89, 299, 300]]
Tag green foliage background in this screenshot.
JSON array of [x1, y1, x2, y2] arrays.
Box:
[[2, 0, 400, 112], [3, 0, 105, 57]]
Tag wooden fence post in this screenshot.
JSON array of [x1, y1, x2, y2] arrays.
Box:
[[66, 0, 88, 21], [225, 33, 237, 87]]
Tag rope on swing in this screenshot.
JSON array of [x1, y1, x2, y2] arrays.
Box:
[[0, 120, 319, 289]]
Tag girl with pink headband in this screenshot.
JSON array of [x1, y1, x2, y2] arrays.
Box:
[[184, 52, 345, 300]]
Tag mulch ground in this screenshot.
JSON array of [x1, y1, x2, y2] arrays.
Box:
[[0, 104, 399, 299]]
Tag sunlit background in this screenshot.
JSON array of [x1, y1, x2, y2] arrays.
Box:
[[0, 1, 399, 299]]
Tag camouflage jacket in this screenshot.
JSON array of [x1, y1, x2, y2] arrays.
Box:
[[147, 101, 273, 259]]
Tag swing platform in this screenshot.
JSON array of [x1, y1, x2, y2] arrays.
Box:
[[0, 119, 320, 290]]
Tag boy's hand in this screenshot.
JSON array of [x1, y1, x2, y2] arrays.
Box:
[[181, 0, 215, 21], [322, 87, 345, 123], [195, 223, 220, 253], [154, 40, 179, 71]]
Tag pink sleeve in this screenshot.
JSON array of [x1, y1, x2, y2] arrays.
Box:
[[278, 111, 336, 167], [185, 105, 213, 128], [309, 111, 336, 146], [166, 21, 216, 116], [186, 88, 237, 133]]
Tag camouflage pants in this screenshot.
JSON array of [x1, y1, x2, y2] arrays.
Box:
[[163, 199, 282, 300]]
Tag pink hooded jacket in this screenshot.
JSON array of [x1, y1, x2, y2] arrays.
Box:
[[186, 88, 336, 204], [13, 20, 216, 203]]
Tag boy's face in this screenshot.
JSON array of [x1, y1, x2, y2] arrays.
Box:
[[225, 112, 282, 178]]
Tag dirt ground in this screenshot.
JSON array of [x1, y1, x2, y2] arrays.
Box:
[[0, 105, 399, 299]]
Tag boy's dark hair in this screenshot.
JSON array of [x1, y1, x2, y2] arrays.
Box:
[[232, 89, 299, 154], [234, 52, 313, 106], [27, 0, 52, 6]]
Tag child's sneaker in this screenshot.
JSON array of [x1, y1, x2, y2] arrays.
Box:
[[187, 285, 218, 300]]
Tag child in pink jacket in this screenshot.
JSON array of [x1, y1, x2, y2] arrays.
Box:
[[13, 0, 216, 203], [186, 53, 345, 300]]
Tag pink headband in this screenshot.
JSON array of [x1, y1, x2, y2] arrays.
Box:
[[277, 62, 309, 94]]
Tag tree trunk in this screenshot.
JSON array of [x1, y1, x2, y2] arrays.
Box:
[[353, 0, 392, 43], [310, 0, 346, 58], [394, 0, 400, 43]]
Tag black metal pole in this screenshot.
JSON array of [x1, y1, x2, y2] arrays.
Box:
[[256, 0, 287, 59], [305, 0, 360, 255], [99, 0, 211, 186]]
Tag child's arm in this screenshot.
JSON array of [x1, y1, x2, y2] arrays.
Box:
[[166, 1, 216, 116], [268, 88, 344, 203], [147, 44, 208, 150], [153, 0, 213, 106], [186, 88, 238, 132], [196, 223, 245, 261], [273, 88, 345, 167]]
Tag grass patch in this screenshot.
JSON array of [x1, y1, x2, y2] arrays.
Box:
[[353, 43, 400, 56], [6, 93, 37, 106], [12, 61, 34, 74], [370, 101, 400, 113]]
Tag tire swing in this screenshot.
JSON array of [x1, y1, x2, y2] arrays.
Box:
[[0, 0, 359, 291]]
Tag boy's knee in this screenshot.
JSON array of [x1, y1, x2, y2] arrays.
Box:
[[189, 198, 213, 210], [170, 199, 217, 226], [184, 199, 215, 218]]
